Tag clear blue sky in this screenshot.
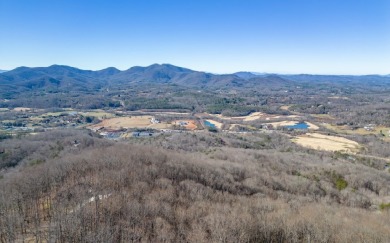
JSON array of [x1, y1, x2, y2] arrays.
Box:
[[1, 0, 389, 74]]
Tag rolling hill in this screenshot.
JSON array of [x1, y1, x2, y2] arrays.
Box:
[[0, 64, 292, 95]]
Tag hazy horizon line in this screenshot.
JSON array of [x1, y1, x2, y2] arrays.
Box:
[[1, 63, 389, 76]]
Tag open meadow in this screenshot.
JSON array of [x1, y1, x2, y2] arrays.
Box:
[[292, 133, 361, 153]]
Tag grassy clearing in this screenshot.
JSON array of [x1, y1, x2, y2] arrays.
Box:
[[228, 124, 257, 131], [40, 112, 65, 117], [91, 116, 171, 129], [37, 109, 114, 119], [1, 120, 16, 123], [323, 123, 390, 136], [292, 133, 361, 153], [379, 203, 390, 210], [80, 111, 115, 119]]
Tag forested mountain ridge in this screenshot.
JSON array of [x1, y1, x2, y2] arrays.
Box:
[[0, 64, 279, 91], [2, 64, 390, 96]]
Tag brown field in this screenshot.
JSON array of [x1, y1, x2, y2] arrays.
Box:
[[173, 120, 198, 130], [90, 116, 171, 130], [292, 133, 361, 153], [149, 123, 173, 129]]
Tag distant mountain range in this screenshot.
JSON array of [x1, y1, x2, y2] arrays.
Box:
[[0, 70, 7, 73], [0, 64, 389, 95]]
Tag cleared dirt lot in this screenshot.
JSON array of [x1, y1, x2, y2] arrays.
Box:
[[13, 107, 32, 112], [292, 133, 361, 153], [280, 105, 291, 111], [173, 120, 198, 130], [232, 112, 266, 121]]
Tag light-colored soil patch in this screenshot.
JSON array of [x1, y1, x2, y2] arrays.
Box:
[[287, 115, 300, 118], [100, 116, 154, 129], [148, 123, 172, 129], [211, 112, 300, 122], [292, 133, 361, 153], [213, 114, 233, 120], [13, 107, 31, 112], [214, 112, 264, 121], [241, 112, 264, 121], [306, 122, 319, 130], [1, 120, 15, 123], [205, 119, 223, 129], [0, 108, 9, 112], [269, 121, 298, 127], [229, 124, 239, 130], [173, 120, 198, 130], [91, 116, 171, 130], [328, 96, 350, 100], [280, 105, 291, 111]]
